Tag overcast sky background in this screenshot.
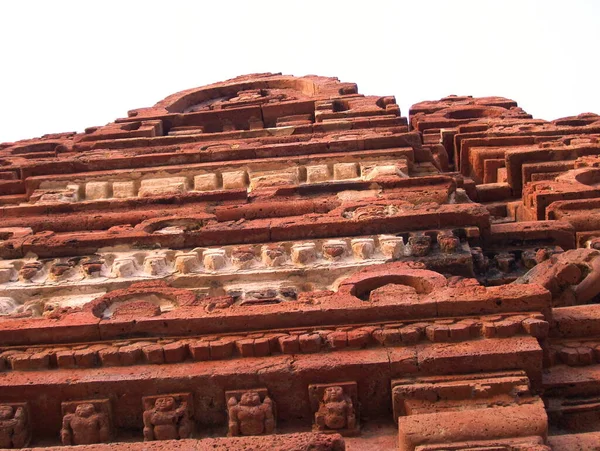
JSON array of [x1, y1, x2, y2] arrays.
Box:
[[1, 0, 599, 143]]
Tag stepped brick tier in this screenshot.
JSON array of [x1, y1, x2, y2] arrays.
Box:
[[1, 73, 600, 450]]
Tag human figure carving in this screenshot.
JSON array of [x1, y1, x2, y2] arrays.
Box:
[[61, 403, 110, 446], [227, 391, 275, 436], [143, 396, 192, 441], [314, 386, 356, 431], [0, 405, 28, 448]]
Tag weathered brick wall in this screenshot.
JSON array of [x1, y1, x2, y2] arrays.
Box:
[[0, 73, 599, 450]]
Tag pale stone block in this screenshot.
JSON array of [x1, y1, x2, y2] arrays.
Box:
[[85, 181, 111, 200], [0, 297, 19, 315], [203, 249, 227, 271], [291, 243, 316, 265], [194, 173, 219, 191], [306, 165, 330, 183], [112, 257, 138, 278], [222, 171, 248, 190], [333, 163, 359, 180], [351, 238, 375, 259], [113, 181, 137, 198], [174, 253, 201, 274], [249, 170, 299, 190], [379, 235, 405, 259], [139, 177, 188, 197], [143, 256, 169, 275], [362, 164, 408, 180]]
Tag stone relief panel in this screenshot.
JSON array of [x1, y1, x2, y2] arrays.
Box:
[[60, 399, 111, 446], [226, 388, 276, 436], [0, 402, 30, 448], [309, 382, 359, 436], [142, 393, 194, 441]]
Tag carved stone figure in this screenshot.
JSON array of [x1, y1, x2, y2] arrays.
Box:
[[0, 404, 29, 448], [314, 386, 357, 432], [143, 396, 192, 441], [61, 403, 110, 445], [227, 391, 275, 436]]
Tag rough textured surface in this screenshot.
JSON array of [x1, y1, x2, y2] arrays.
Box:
[[0, 73, 599, 449], [19, 433, 346, 450]]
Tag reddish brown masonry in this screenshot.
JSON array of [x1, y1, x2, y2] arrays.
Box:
[[0, 73, 599, 450]]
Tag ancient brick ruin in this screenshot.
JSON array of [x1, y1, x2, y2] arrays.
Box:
[[0, 73, 599, 450]]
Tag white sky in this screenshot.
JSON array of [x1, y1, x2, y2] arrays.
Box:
[[1, 0, 599, 143]]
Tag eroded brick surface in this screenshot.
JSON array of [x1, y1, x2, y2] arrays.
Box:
[[0, 73, 599, 449]]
